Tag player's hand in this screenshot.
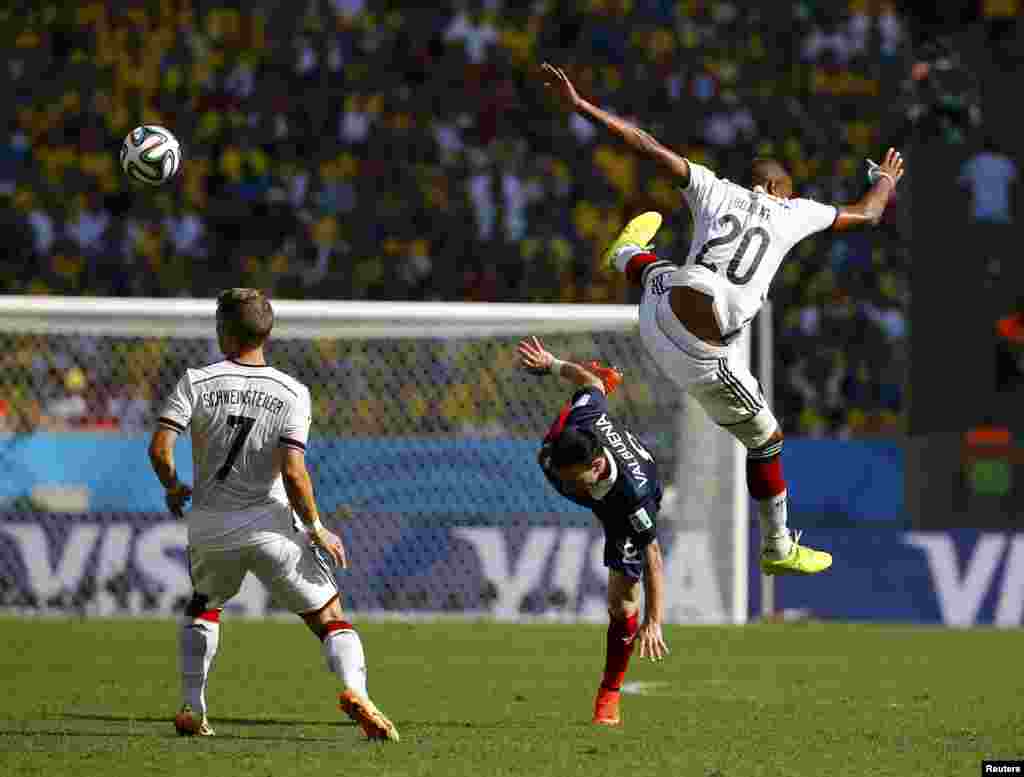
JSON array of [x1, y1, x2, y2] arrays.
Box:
[[866, 148, 905, 187], [635, 621, 669, 662], [312, 525, 348, 569], [518, 336, 555, 374], [165, 482, 192, 518], [541, 63, 581, 111]]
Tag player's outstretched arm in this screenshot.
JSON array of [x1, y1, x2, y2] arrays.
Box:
[[148, 427, 192, 517], [832, 148, 905, 231], [517, 336, 606, 392], [636, 539, 669, 661], [281, 447, 348, 568], [540, 63, 691, 185]]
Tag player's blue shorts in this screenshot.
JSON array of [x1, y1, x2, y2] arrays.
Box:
[[602, 524, 651, 581]]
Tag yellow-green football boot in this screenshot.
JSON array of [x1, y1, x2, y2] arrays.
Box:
[[603, 212, 662, 273], [760, 531, 833, 576]]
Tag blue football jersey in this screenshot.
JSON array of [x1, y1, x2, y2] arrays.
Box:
[[539, 387, 662, 552]]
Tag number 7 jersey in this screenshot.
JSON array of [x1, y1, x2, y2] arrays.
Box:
[[158, 360, 311, 515], [672, 161, 838, 340]]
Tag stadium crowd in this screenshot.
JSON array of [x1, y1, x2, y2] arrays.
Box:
[[1, 0, 924, 437]]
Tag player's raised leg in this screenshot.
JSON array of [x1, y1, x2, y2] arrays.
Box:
[[593, 570, 641, 726], [604, 212, 672, 284]]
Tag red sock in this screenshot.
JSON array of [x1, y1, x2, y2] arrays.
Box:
[[746, 453, 786, 500], [602, 613, 639, 691], [624, 252, 658, 285]]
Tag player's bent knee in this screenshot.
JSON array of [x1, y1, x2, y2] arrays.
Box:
[[184, 593, 220, 622], [301, 593, 344, 632], [608, 602, 639, 622], [722, 406, 779, 450], [607, 584, 642, 621], [315, 619, 354, 641], [749, 430, 784, 462]]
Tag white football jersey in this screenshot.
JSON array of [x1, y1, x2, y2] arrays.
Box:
[[159, 360, 311, 538], [668, 161, 837, 339]]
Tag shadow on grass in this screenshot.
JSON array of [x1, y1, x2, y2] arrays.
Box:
[[60, 713, 532, 730], [0, 727, 357, 744], [57, 713, 354, 728]]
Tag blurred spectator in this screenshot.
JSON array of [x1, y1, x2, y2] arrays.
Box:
[[0, 125, 31, 192], [66, 193, 111, 258], [106, 381, 153, 434], [41, 367, 88, 430], [959, 139, 1017, 225], [900, 36, 982, 145], [703, 95, 757, 149], [802, 15, 863, 66], [21, 190, 56, 257], [444, 7, 498, 65], [165, 210, 208, 259], [996, 297, 1024, 392]]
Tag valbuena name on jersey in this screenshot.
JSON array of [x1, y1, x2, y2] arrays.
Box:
[[200, 388, 286, 414], [595, 413, 648, 489]]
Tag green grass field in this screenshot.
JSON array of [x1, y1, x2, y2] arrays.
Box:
[[1, 617, 1021, 776]]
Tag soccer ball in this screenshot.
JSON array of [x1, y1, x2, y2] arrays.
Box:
[[120, 125, 181, 185]]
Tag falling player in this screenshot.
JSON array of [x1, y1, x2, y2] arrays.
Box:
[[541, 63, 906, 575], [518, 336, 668, 727], [148, 288, 398, 741]]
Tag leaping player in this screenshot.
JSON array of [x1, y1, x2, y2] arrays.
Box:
[[541, 63, 905, 576], [148, 288, 398, 741], [518, 336, 668, 727]]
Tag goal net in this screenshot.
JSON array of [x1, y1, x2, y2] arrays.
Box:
[[0, 296, 748, 623]]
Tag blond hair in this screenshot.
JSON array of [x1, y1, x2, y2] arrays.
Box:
[[216, 288, 274, 347]]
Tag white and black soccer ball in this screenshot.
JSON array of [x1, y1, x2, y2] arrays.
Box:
[[120, 125, 182, 185]]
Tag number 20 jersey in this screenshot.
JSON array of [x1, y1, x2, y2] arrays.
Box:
[[669, 161, 838, 340], [159, 360, 311, 523]]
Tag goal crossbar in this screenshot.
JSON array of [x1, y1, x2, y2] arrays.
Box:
[[0, 296, 638, 339]]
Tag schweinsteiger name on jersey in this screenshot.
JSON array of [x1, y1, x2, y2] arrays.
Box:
[[158, 359, 312, 548]]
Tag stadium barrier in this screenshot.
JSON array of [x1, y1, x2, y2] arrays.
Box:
[[2, 513, 1020, 626]]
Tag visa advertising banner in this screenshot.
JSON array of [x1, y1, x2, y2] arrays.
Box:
[[2, 514, 1022, 626], [7, 433, 1003, 625]]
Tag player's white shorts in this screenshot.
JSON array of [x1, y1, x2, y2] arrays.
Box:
[[188, 531, 339, 615], [639, 268, 777, 450]]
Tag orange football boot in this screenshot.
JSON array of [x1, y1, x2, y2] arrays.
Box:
[[585, 361, 623, 396], [339, 690, 400, 742], [174, 705, 215, 736], [592, 686, 622, 726]]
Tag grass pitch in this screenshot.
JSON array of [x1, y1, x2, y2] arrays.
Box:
[[0, 617, 1021, 776]]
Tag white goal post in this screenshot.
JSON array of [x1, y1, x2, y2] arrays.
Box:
[[0, 296, 752, 624]]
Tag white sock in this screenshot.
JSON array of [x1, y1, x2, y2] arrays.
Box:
[[180, 618, 219, 717], [323, 629, 368, 698], [758, 490, 792, 559], [612, 244, 647, 273]]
